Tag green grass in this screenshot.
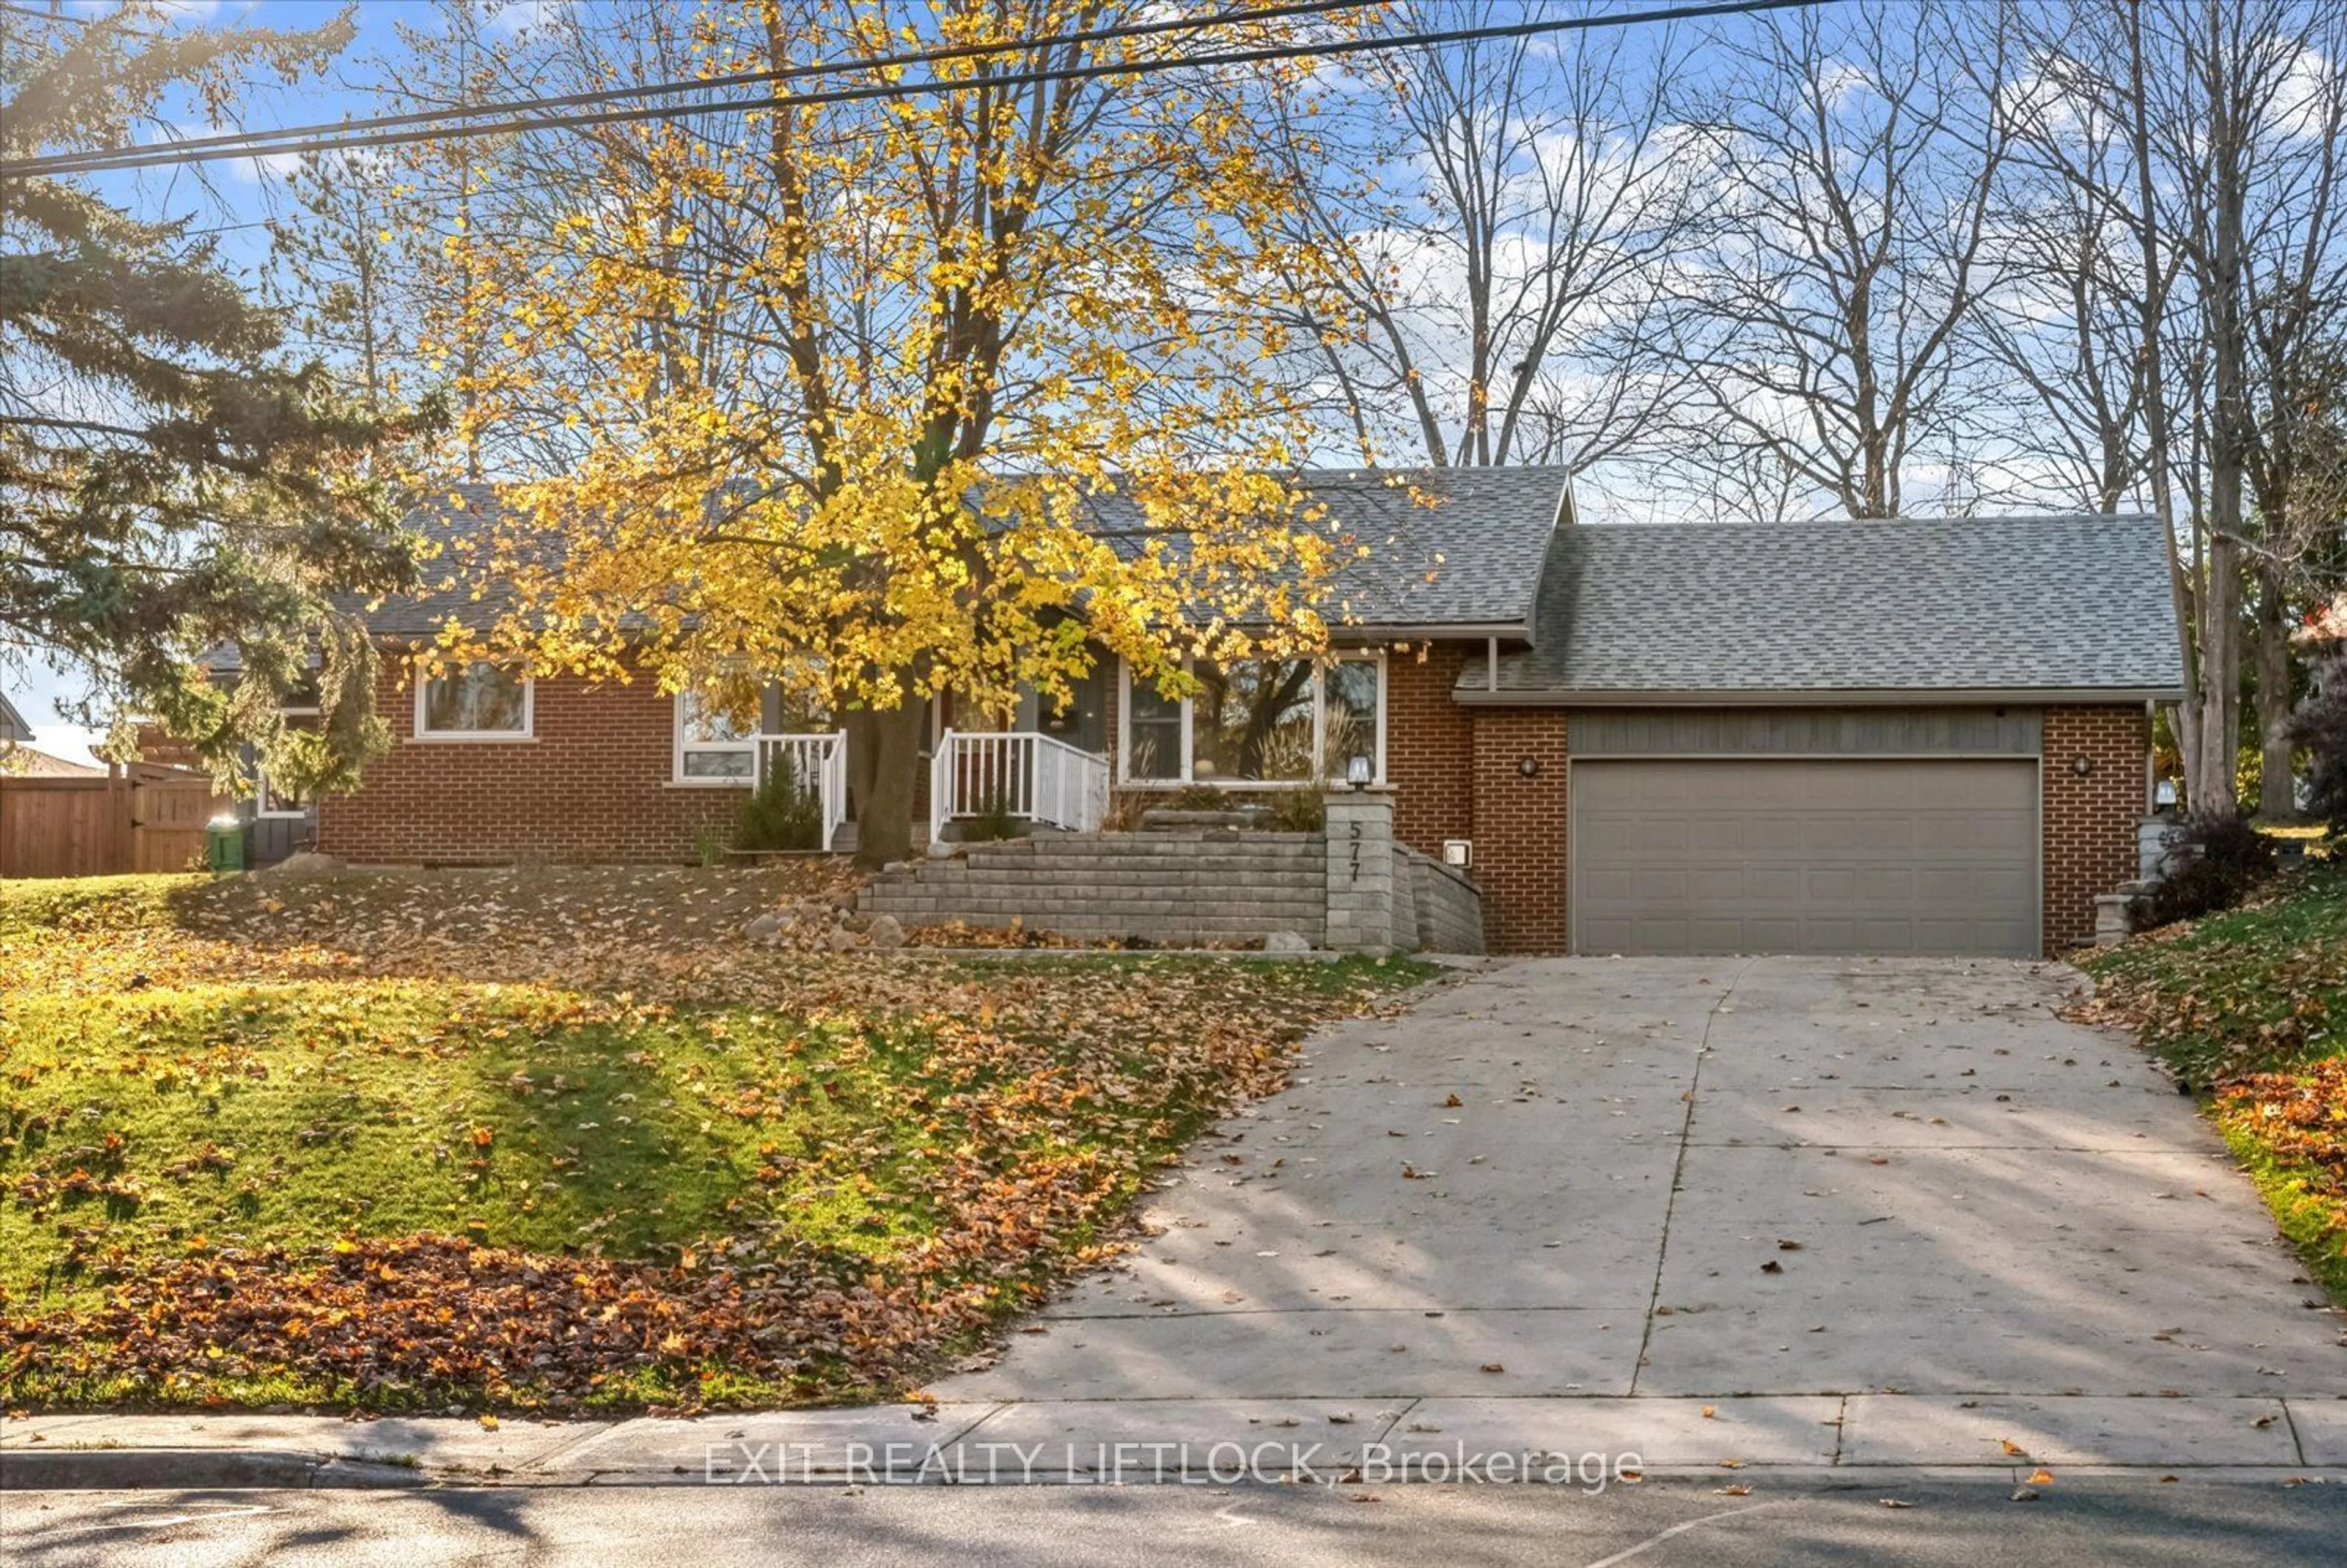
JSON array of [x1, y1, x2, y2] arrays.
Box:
[[1, 981, 994, 1294], [0, 873, 218, 937], [2081, 861, 2347, 1302], [0, 870, 1433, 1411], [2082, 862, 2347, 1083]]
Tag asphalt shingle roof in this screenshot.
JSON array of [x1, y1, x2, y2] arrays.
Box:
[[345, 482, 540, 640], [1463, 513, 2187, 700], [1074, 466, 1573, 631], [352, 470, 1573, 640]]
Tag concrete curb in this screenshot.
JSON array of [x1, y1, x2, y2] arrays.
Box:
[[0, 1448, 430, 1492]]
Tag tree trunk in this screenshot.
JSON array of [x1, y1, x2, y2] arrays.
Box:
[[2255, 559, 2297, 818], [845, 700, 927, 870], [2192, 0, 2246, 817], [2124, 2, 2203, 808]]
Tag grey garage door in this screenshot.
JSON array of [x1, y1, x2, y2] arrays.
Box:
[[1570, 758, 2040, 956]]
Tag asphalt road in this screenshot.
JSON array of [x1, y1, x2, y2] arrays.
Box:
[[4, 1478, 2341, 1567]]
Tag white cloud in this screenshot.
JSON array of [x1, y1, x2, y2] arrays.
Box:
[[225, 149, 303, 184], [488, 0, 570, 35]]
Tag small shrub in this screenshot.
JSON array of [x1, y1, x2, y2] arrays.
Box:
[[1263, 788, 1325, 832], [692, 824, 728, 868], [735, 756, 824, 852], [2150, 811, 2281, 926], [1169, 783, 1236, 811], [959, 788, 1023, 843], [1100, 791, 1153, 832]]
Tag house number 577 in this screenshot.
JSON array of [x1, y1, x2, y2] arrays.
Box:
[[1349, 821, 1362, 882]]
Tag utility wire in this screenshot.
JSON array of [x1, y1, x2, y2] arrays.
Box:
[[16, 0, 1390, 173], [6, 0, 1824, 180], [0, 2, 90, 24]]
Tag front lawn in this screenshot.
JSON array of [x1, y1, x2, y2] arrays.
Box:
[[0, 868, 1429, 1413], [2079, 859, 2347, 1303]]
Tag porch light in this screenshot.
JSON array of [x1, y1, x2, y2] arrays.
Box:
[[1345, 755, 1372, 790]]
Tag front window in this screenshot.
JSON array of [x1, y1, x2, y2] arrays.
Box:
[[1320, 657, 1382, 785], [1122, 653, 1384, 786], [675, 691, 756, 783], [1125, 678, 1184, 783], [1194, 658, 1315, 783], [417, 662, 530, 738]]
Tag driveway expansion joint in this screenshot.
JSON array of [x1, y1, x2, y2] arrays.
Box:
[[1629, 956, 1757, 1398]]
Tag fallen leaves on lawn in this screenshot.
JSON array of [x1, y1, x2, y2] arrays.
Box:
[[2216, 1062, 2347, 1196], [0, 868, 1425, 1413], [2, 1233, 948, 1411]]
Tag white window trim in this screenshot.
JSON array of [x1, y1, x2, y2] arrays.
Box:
[[672, 691, 757, 786], [254, 771, 311, 818], [1117, 651, 1386, 788], [413, 665, 534, 742]]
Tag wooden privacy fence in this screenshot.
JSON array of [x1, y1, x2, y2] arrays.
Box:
[[0, 767, 221, 879]]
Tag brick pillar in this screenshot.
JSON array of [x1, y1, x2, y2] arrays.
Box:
[[1324, 787, 1397, 954], [2042, 706, 2150, 954]]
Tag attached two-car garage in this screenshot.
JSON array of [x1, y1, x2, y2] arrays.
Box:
[[1453, 515, 2180, 957], [1570, 757, 2041, 957]]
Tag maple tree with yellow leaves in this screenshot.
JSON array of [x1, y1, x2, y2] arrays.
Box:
[[418, 0, 1359, 863]]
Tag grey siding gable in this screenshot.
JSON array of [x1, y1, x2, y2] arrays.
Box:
[[1569, 707, 2045, 755]]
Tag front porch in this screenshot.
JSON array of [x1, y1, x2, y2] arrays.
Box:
[[753, 727, 1110, 854]]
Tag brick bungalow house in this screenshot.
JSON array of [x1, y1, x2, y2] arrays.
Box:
[[253, 469, 2183, 957]]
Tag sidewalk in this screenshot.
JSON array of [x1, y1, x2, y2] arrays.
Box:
[[7, 1393, 2345, 1488]]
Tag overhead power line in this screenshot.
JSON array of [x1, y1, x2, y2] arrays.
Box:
[[4, 0, 1824, 181], [17, 0, 1390, 175], [0, 2, 90, 24]]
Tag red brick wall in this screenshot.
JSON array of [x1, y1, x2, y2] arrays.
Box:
[[1469, 709, 1570, 953], [1387, 642, 1478, 858], [2042, 704, 2149, 954], [318, 661, 740, 864]]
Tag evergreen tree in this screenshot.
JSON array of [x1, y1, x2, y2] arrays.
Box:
[[0, 4, 431, 794]]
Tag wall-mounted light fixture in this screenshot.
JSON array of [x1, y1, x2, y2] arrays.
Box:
[[1518, 757, 1541, 778], [2071, 755, 2095, 777]]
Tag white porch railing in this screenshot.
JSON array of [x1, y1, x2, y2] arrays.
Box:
[[929, 728, 1109, 843], [754, 730, 848, 853]]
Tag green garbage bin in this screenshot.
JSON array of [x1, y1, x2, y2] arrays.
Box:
[[205, 819, 246, 873]]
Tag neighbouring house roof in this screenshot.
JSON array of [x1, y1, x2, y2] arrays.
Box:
[[2, 745, 105, 777], [1458, 513, 2187, 704], [347, 470, 1577, 643], [0, 691, 29, 743]]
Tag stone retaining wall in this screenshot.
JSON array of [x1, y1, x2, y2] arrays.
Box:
[[859, 830, 1329, 945], [859, 792, 1485, 953], [1406, 847, 1486, 955]]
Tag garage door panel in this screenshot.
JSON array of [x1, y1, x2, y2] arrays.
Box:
[[1572, 759, 2039, 957]]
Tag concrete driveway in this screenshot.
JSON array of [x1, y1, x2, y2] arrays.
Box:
[[933, 956, 2346, 1466]]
